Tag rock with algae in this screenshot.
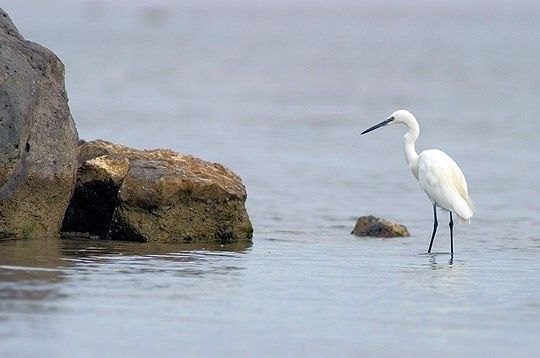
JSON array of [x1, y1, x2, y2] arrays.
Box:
[[62, 140, 253, 244], [351, 215, 409, 238]]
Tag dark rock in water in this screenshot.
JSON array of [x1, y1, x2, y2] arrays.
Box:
[[351, 215, 409, 238], [0, 9, 78, 238], [62, 140, 253, 244]]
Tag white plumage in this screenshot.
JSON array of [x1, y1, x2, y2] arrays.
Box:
[[361, 109, 474, 254], [417, 149, 474, 222]]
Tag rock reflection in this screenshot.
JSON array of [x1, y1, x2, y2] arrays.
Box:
[[59, 236, 252, 278], [0, 237, 68, 316], [60, 235, 252, 258], [0, 236, 252, 312]]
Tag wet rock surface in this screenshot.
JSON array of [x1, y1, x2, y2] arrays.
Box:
[[62, 140, 253, 244], [351, 215, 410, 238], [0, 8, 78, 238]]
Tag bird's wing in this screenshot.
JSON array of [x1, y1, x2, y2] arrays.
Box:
[[417, 150, 474, 220]]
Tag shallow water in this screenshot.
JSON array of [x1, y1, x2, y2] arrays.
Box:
[[1, 1, 540, 356]]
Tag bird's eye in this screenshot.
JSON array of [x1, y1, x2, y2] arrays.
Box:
[[388, 116, 395, 121]]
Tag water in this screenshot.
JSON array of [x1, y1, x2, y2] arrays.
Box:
[[1, 1, 540, 356]]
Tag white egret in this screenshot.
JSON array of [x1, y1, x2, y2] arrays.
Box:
[[361, 110, 474, 254]]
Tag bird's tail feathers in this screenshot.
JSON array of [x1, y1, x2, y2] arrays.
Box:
[[456, 215, 471, 224], [465, 196, 475, 213], [454, 196, 474, 224]]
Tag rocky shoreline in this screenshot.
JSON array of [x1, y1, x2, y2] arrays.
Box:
[[0, 8, 253, 243]]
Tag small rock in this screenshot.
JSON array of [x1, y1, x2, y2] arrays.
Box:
[[62, 140, 253, 244], [351, 215, 409, 238]]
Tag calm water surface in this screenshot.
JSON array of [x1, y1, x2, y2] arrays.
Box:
[[1, 1, 540, 356]]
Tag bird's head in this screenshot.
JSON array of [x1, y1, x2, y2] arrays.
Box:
[[361, 109, 417, 135]]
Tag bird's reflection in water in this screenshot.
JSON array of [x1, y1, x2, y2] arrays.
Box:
[[426, 252, 454, 268]]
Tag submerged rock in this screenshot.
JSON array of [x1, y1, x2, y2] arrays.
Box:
[[0, 9, 78, 238], [351, 215, 409, 238], [62, 140, 253, 244]]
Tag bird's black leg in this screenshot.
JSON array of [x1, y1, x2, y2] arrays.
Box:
[[428, 204, 438, 253], [449, 212, 454, 254]]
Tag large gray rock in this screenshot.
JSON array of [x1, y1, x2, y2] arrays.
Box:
[[62, 140, 253, 244], [0, 9, 78, 238]]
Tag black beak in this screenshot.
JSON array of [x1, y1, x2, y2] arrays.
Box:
[[361, 117, 393, 135]]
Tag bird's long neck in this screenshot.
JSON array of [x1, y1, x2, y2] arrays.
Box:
[[403, 119, 420, 178]]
